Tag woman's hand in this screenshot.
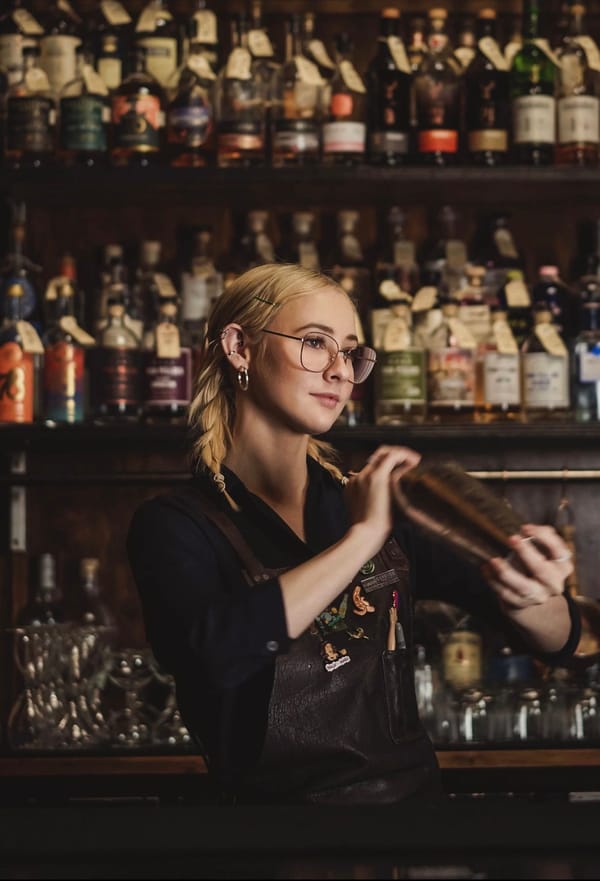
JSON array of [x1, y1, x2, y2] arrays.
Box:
[[483, 523, 574, 611], [344, 446, 421, 549]]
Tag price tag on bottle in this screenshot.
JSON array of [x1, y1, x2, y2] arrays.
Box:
[[83, 64, 109, 96], [248, 29, 274, 58], [446, 240, 467, 271], [387, 36, 410, 74], [494, 228, 519, 259], [535, 322, 567, 356], [187, 53, 216, 81], [383, 316, 411, 352], [156, 322, 181, 359], [492, 319, 518, 354], [411, 286, 438, 312], [44, 278, 61, 301], [340, 60, 366, 94], [59, 317, 96, 347], [379, 279, 402, 301], [504, 279, 531, 308], [154, 274, 177, 299], [308, 39, 335, 71], [136, 8, 163, 32], [394, 240, 416, 269], [478, 37, 508, 71], [454, 46, 476, 69], [16, 321, 44, 355], [294, 55, 324, 87], [25, 67, 51, 93], [101, 1, 131, 26], [574, 36, 600, 73], [448, 316, 477, 349], [193, 10, 217, 44], [226, 47, 252, 80], [13, 9, 44, 35], [533, 39, 561, 68], [58, 0, 81, 24]]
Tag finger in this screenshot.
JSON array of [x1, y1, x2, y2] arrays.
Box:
[[488, 555, 541, 599], [488, 578, 544, 610], [520, 523, 573, 563], [361, 447, 420, 482], [507, 534, 572, 592]]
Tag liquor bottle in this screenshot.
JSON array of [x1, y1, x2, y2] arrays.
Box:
[[38, 0, 82, 97], [420, 205, 468, 299], [555, 3, 600, 167], [78, 557, 116, 628], [442, 618, 483, 694], [271, 13, 322, 167], [532, 265, 575, 342], [504, 15, 523, 68], [572, 300, 600, 422], [97, 33, 125, 94], [92, 298, 142, 422], [180, 226, 223, 372], [85, 0, 132, 93], [510, 0, 558, 166], [110, 46, 165, 167], [414, 9, 461, 166], [280, 211, 320, 270], [456, 265, 491, 346], [0, 203, 41, 328], [215, 12, 266, 167], [94, 243, 126, 333], [132, 240, 177, 347], [4, 45, 56, 169], [454, 14, 477, 71], [521, 304, 570, 422], [366, 7, 411, 167], [497, 269, 533, 348], [166, 27, 216, 166], [184, 0, 218, 74], [426, 297, 477, 423], [328, 210, 371, 325], [302, 10, 335, 86], [17, 553, 64, 627], [223, 210, 275, 283], [0, 281, 42, 424], [374, 298, 426, 426], [469, 213, 523, 303], [134, 0, 178, 91], [406, 15, 427, 136], [465, 9, 510, 167], [142, 298, 192, 422], [372, 205, 419, 347], [248, 0, 278, 113], [58, 46, 110, 167], [0, 0, 43, 88], [322, 32, 366, 166], [475, 305, 521, 423]]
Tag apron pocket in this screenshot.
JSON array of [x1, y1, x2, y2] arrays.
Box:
[[382, 649, 420, 744]]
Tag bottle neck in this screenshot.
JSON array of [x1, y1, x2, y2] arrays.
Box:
[[476, 19, 497, 41], [567, 10, 585, 38], [4, 294, 25, 322], [582, 304, 600, 331], [523, 0, 541, 40], [379, 16, 399, 40]]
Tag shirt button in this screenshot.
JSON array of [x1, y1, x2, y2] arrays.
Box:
[[266, 640, 279, 653]]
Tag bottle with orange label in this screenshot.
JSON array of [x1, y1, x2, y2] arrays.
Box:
[[110, 45, 165, 166], [0, 282, 42, 424], [322, 32, 366, 165]]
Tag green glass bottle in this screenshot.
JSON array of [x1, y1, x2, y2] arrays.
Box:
[[510, 0, 557, 165]]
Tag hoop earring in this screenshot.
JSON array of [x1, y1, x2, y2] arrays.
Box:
[[237, 367, 249, 391]]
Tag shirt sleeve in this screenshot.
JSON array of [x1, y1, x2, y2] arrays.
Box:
[[126, 497, 291, 691]]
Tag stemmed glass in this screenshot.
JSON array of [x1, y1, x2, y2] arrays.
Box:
[[149, 664, 192, 749], [108, 648, 155, 748]]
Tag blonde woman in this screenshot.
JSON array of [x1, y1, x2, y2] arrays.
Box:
[[127, 263, 579, 805]]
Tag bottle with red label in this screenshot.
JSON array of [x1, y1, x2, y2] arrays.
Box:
[[110, 45, 165, 166], [322, 32, 366, 165], [143, 299, 191, 422], [414, 8, 462, 166], [92, 298, 142, 422], [0, 282, 41, 424]]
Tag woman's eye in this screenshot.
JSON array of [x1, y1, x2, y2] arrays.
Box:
[[306, 336, 327, 349]]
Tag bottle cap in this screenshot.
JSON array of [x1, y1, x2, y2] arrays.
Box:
[[539, 265, 559, 278], [381, 8, 400, 18], [429, 8, 448, 20], [81, 558, 100, 578], [478, 8, 497, 19]]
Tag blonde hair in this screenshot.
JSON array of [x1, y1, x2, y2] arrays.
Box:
[[188, 263, 353, 493]]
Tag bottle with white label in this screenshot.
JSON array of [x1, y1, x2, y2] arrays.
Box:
[[0, 1, 43, 88], [280, 212, 320, 271], [39, 0, 82, 98], [166, 30, 215, 166], [470, 213, 523, 302], [143, 299, 191, 422], [5, 46, 56, 169], [475, 306, 521, 423], [84, 1, 132, 92], [572, 301, 600, 422], [322, 32, 366, 165], [92, 298, 142, 422], [426, 298, 477, 423], [510, 0, 557, 166], [456, 265, 492, 346], [374, 300, 426, 425], [180, 226, 223, 373], [556, 3, 600, 167], [184, 0, 218, 73], [134, 0, 178, 90], [521, 304, 570, 422], [59, 46, 110, 167]]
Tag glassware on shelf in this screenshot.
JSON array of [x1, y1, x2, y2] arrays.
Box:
[[107, 648, 155, 748], [149, 665, 192, 748]]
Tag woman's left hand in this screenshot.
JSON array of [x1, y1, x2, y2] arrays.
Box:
[[483, 523, 574, 611]]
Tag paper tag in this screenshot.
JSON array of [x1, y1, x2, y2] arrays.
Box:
[[505, 40, 522, 67], [478, 37, 508, 71], [13, 9, 44, 35], [226, 47, 252, 80], [446, 240, 467, 270], [340, 60, 366, 94], [394, 240, 415, 268], [412, 286, 438, 312], [58, 0, 81, 23], [574, 36, 600, 73], [448, 316, 477, 349], [535, 322, 567, 356], [101, 1, 131, 26], [248, 29, 274, 59], [533, 38, 560, 68], [16, 321, 44, 355], [504, 279, 531, 308], [383, 316, 411, 352], [59, 316, 96, 347], [308, 39, 335, 70], [194, 10, 217, 44], [83, 64, 109, 96], [494, 228, 518, 259], [156, 322, 181, 359], [187, 53, 216, 81], [25, 67, 50, 92], [295, 55, 324, 87], [387, 36, 410, 74], [154, 273, 177, 299], [44, 278, 62, 301], [136, 7, 165, 32], [378, 279, 401, 301], [493, 319, 518, 354], [454, 46, 476, 68]]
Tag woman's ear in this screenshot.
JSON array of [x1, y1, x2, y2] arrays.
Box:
[[220, 323, 249, 370]]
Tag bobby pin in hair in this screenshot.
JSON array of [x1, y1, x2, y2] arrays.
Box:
[[253, 295, 276, 306]]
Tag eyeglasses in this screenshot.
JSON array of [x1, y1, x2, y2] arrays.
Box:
[[262, 329, 376, 384]]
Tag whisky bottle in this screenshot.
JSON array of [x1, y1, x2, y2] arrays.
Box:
[[0, 202, 42, 329], [92, 299, 142, 422], [504, 16, 523, 68], [572, 301, 600, 422], [374, 299, 426, 426], [166, 29, 216, 166], [97, 33, 125, 94], [366, 7, 411, 167], [180, 226, 223, 372], [373, 206, 419, 322], [454, 14, 477, 71], [556, 3, 600, 167], [17, 553, 64, 627], [420, 205, 468, 299], [521, 304, 570, 422], [328, 210, 371, 326], [322, 32, 366, 166], [94, 243, 126, 333], [38, 0, 82, 97], [0, 0, 43, 88], [456, 265, 492, 346], [532, 265, 575, 342], [78, 557, 116, 628], [184, 0, 218, 74], [465, 8, 510, 167], [248, 0, 278, 112], [223, 210, 275, 283], [134, 0, 178, 90], [0, 282, 42, 424], [414, 9, 461, 166], [271, 13, 322, 167], [510, 0, 558, 166], [142, 298, 192, 422], [132, 240, 176, 347], [59, 46, 110, 167], [110, 46, 165, 166], [5, 45, 56, 169], [498, 269, 533, 349], [406, 15, 427, 136], [475, 305, 521, 423], [280, 211, 320, 270], [426, 298, 477, 423], [469, 213, 523, 303], [302, 10, 335, 83], [85, 0, 132, 93]]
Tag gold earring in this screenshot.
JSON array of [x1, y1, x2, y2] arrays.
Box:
[[237, 367, 249, 391]]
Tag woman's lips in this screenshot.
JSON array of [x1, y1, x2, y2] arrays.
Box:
[[311, 393, 341, 409]]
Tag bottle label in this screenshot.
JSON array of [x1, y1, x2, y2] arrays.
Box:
[[98, 57, 122, 91], [535, 323, 568, 356], [7, 96, 54, 154], [168, 104, 213, 148], [523, 352, 569, 408], [322, 121, 365, 154], [494, 229, 519, 259], [0, 342, 34, 424], [181, 274, 214, 322], [308, 40, 335, 71], [143, 348, 192, 407], [93, 346, 141, 407], [580, 350, 600, 382], [273, 120, 319, 154], [218, 124, 264, 153], [504, 279, 530, 308], [136, 36, 177, 87], [112, 94, 162, 151], [558, 95, 600, 145], [428, 348, 475, 407], [44, 341, 85, 423], [458, 304, 491, 344], [478, 37, 508, 71], [225, 47, 252, 80], [387, 36, 411, 74], [39, 34, 80, 94], [248, 29, 274, 59], [513, 95, 556, 145], [443, 631, 482, 691], [369, 130, 409, 155], [294, 56, 324, 87], [0, 34, 22, 77], [378, 349, 426, 405], [418, 129, 458, 153], [468, 129, 508, 152], [483, 351, 521, 406], [193, 10, 217, 44], [59, 317, 95, 347], [186, 53, 216, 81], [340, 60, 365, 94], [60, 95, 107, 152]]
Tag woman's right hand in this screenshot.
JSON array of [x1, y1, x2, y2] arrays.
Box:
[[344, 446, 421, 549]]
